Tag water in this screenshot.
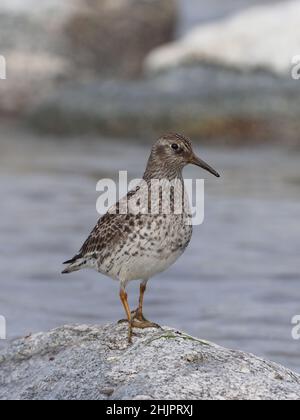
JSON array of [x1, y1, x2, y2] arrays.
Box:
[[0, 125, 300, 372]]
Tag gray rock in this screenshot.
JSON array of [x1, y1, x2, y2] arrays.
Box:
[[65, 0, 177, 78], [0, 0, 177, 114], [145, 0, 300, 76], [1, 323, 300, 400], [0, 0, 76, 114]]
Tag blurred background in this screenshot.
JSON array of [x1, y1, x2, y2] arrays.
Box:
[[0, 0, 300, 371]]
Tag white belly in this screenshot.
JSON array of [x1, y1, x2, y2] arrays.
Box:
[[118, 248, 184, 282]]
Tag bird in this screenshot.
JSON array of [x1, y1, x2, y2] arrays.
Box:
[[62, 133, 220, 342]]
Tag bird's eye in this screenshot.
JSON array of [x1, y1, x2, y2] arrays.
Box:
[[171, 143, 179, 151]]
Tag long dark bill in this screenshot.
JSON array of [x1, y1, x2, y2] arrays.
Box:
[[190, 155, 220, 178]]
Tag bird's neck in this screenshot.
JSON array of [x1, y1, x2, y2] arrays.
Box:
[[143, 155, 184, 183]]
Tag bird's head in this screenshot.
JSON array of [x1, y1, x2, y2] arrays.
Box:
[[148, 133, 220, 178]]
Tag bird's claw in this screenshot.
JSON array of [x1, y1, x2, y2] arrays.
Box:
[[119, 311, 161, 344]]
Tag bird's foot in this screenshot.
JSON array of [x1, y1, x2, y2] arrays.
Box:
[[127, 318, 160, 343], [131, 318, 161, 329], [119, 309, 161, 344], [131, 308, 161, 329], [118, 309, 161, 331]]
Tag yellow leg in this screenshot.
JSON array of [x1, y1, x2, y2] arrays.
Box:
[[119, 283, 161, 343], [119, 288, 133, 343], [137, 282, 147, 318], [132, 281, 160, 328]]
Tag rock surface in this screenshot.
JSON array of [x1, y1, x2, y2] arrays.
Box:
[[145, 0, 300, 76], [65, 0, 177, 78], [0, 0, 77, 114], [0, 0, 176, 113], [1, 323, 300, 400]]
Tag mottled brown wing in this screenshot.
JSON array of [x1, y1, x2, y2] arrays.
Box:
[[62, 186, 141, 272], [79, 212, 129, 259]]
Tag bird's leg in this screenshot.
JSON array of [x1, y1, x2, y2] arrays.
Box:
[[119, 283, 160, 342], [119, 287, 133, 343], [133, 281, 147, 321], [131, 280, 161, 329]]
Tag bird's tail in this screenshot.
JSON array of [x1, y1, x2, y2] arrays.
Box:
[[62, 254, 85, 274]]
